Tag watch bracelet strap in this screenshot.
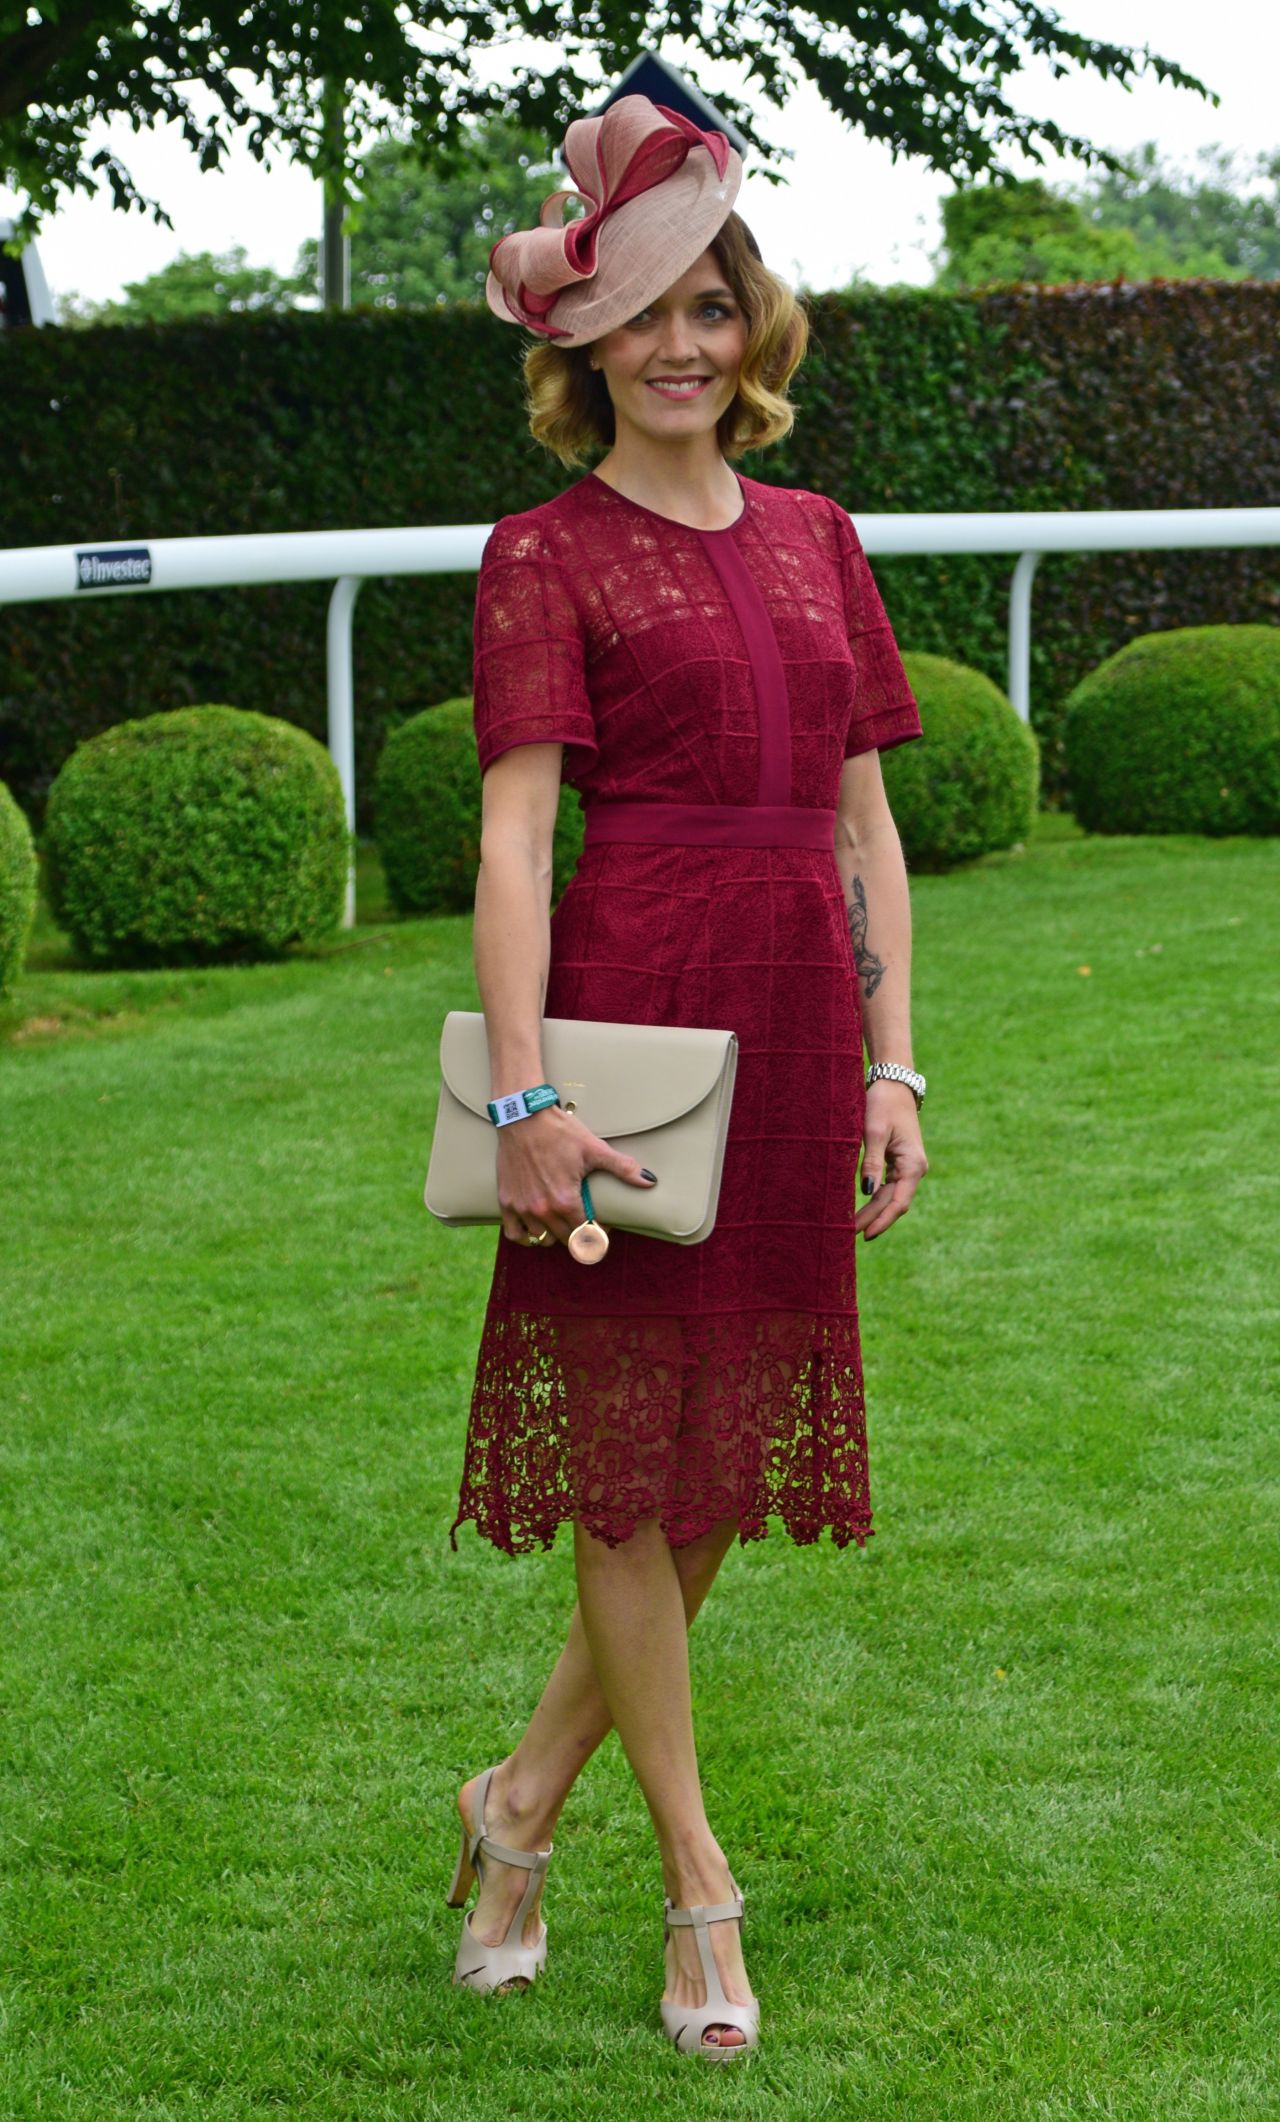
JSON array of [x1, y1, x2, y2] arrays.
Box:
[[487, 1082, 561, 1127], [865, 1060, 926, 1108]]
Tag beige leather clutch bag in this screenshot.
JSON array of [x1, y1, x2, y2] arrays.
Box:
[[424, 1010, 739, 1245]]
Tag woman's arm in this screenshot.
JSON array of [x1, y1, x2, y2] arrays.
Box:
[[473, 743, 655, 1247], [834, 749, 928, 1240], [474, 743, 562, 1097]]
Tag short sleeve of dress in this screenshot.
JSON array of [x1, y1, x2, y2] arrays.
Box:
[[472, 514, 599, 781], [826, 498, 925, 759]]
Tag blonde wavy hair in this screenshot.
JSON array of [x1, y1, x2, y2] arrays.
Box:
[[520, 213, 810, 468]]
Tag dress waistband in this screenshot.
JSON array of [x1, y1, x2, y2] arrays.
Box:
[[582, 801, 837, 850]]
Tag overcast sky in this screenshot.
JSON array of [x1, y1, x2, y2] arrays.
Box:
[[3, 0, 1277, 309]]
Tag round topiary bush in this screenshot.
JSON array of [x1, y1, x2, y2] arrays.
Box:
[[375, 696, 585, 914], [0, 780, 38, 999], [881, 653, 1040, 871], [1063, 625, 1280, 836], [43, 705, 350, 967]]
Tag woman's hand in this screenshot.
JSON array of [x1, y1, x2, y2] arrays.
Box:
[[496, 1104, 657, 1247], [854, 1080, 927, 1242]]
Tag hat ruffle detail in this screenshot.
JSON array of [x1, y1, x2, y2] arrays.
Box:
[[488, 98, 732, 340]]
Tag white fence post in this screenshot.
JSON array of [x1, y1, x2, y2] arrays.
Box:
[[1008, 551, 1042, 724], [326, 575, 363, 929]]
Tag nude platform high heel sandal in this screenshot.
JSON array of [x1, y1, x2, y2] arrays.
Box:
[[660, 1879, 760, 2059], [445, 1763, 554, 1994]]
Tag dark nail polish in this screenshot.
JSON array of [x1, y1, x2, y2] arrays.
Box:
[[640, 1168, 658, 1183], [861, 1175, 874, 1195]]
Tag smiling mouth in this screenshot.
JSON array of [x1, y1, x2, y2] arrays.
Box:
[[646, 377, 712, 397]]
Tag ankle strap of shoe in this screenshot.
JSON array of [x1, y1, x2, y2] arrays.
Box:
[[665, 1894, 742, 1925], [476, 1831, 553, 1871]]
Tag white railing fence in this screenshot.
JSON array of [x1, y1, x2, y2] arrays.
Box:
[[2, 506, 1277, 927]]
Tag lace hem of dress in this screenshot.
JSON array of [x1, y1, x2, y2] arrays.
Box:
[[449, 1306, 874, 1557]]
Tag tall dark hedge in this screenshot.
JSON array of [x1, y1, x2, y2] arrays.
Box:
[[2, 282, 1277, 832]]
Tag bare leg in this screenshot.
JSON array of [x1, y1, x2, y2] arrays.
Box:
[[457, 1516, 739, 1979], [572, 1515, 753, 2049]]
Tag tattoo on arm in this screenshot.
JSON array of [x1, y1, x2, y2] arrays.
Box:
[[847, 872, 887, 998]]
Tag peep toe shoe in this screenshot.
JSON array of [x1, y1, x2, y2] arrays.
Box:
[[660, 1878, 760, 2059], [445, 1763, 554, 1994]]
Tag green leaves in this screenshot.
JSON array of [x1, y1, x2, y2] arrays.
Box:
[[1064, 625, 1280, 837], [63, 246, 310, 327], [42, 705, 350, 967], [0, 777, 38, 996], [3, 281, 1277, 837], [887, 651, 1040, 871], [374, 696, 584, 915], [0, 0, 1213, 245], [935, 177, 1143, 290], [938, 148, 1280, 292]]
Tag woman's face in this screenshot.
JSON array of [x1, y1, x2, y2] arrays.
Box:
[[588, 248, 748, 444]]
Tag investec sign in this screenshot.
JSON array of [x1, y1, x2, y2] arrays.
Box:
[[76, 547, 153, 590]]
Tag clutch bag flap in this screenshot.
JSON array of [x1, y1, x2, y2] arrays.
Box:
[[424, 1010, 738, 1244]]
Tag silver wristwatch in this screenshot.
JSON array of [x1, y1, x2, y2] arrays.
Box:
[[865, 1060, 926, 1110]]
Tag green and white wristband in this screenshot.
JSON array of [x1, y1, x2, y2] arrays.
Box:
[[486, 1082, 561, 1127]]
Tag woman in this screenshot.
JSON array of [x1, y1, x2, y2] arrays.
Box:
[[445, 94, 928, 2058]]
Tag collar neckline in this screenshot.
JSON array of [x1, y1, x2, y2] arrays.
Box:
[[584, 468, 749, 535]]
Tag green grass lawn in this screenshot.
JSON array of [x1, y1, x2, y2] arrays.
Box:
[[2, 815, 1277, 2119]]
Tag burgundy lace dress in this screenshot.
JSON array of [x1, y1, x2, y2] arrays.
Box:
[[448, 469, 923, 1556]]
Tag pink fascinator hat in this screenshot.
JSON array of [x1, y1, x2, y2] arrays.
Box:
[[486, 93, 743, 349]]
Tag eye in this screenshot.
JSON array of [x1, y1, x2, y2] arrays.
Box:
[[625, 301, 735, 327]]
